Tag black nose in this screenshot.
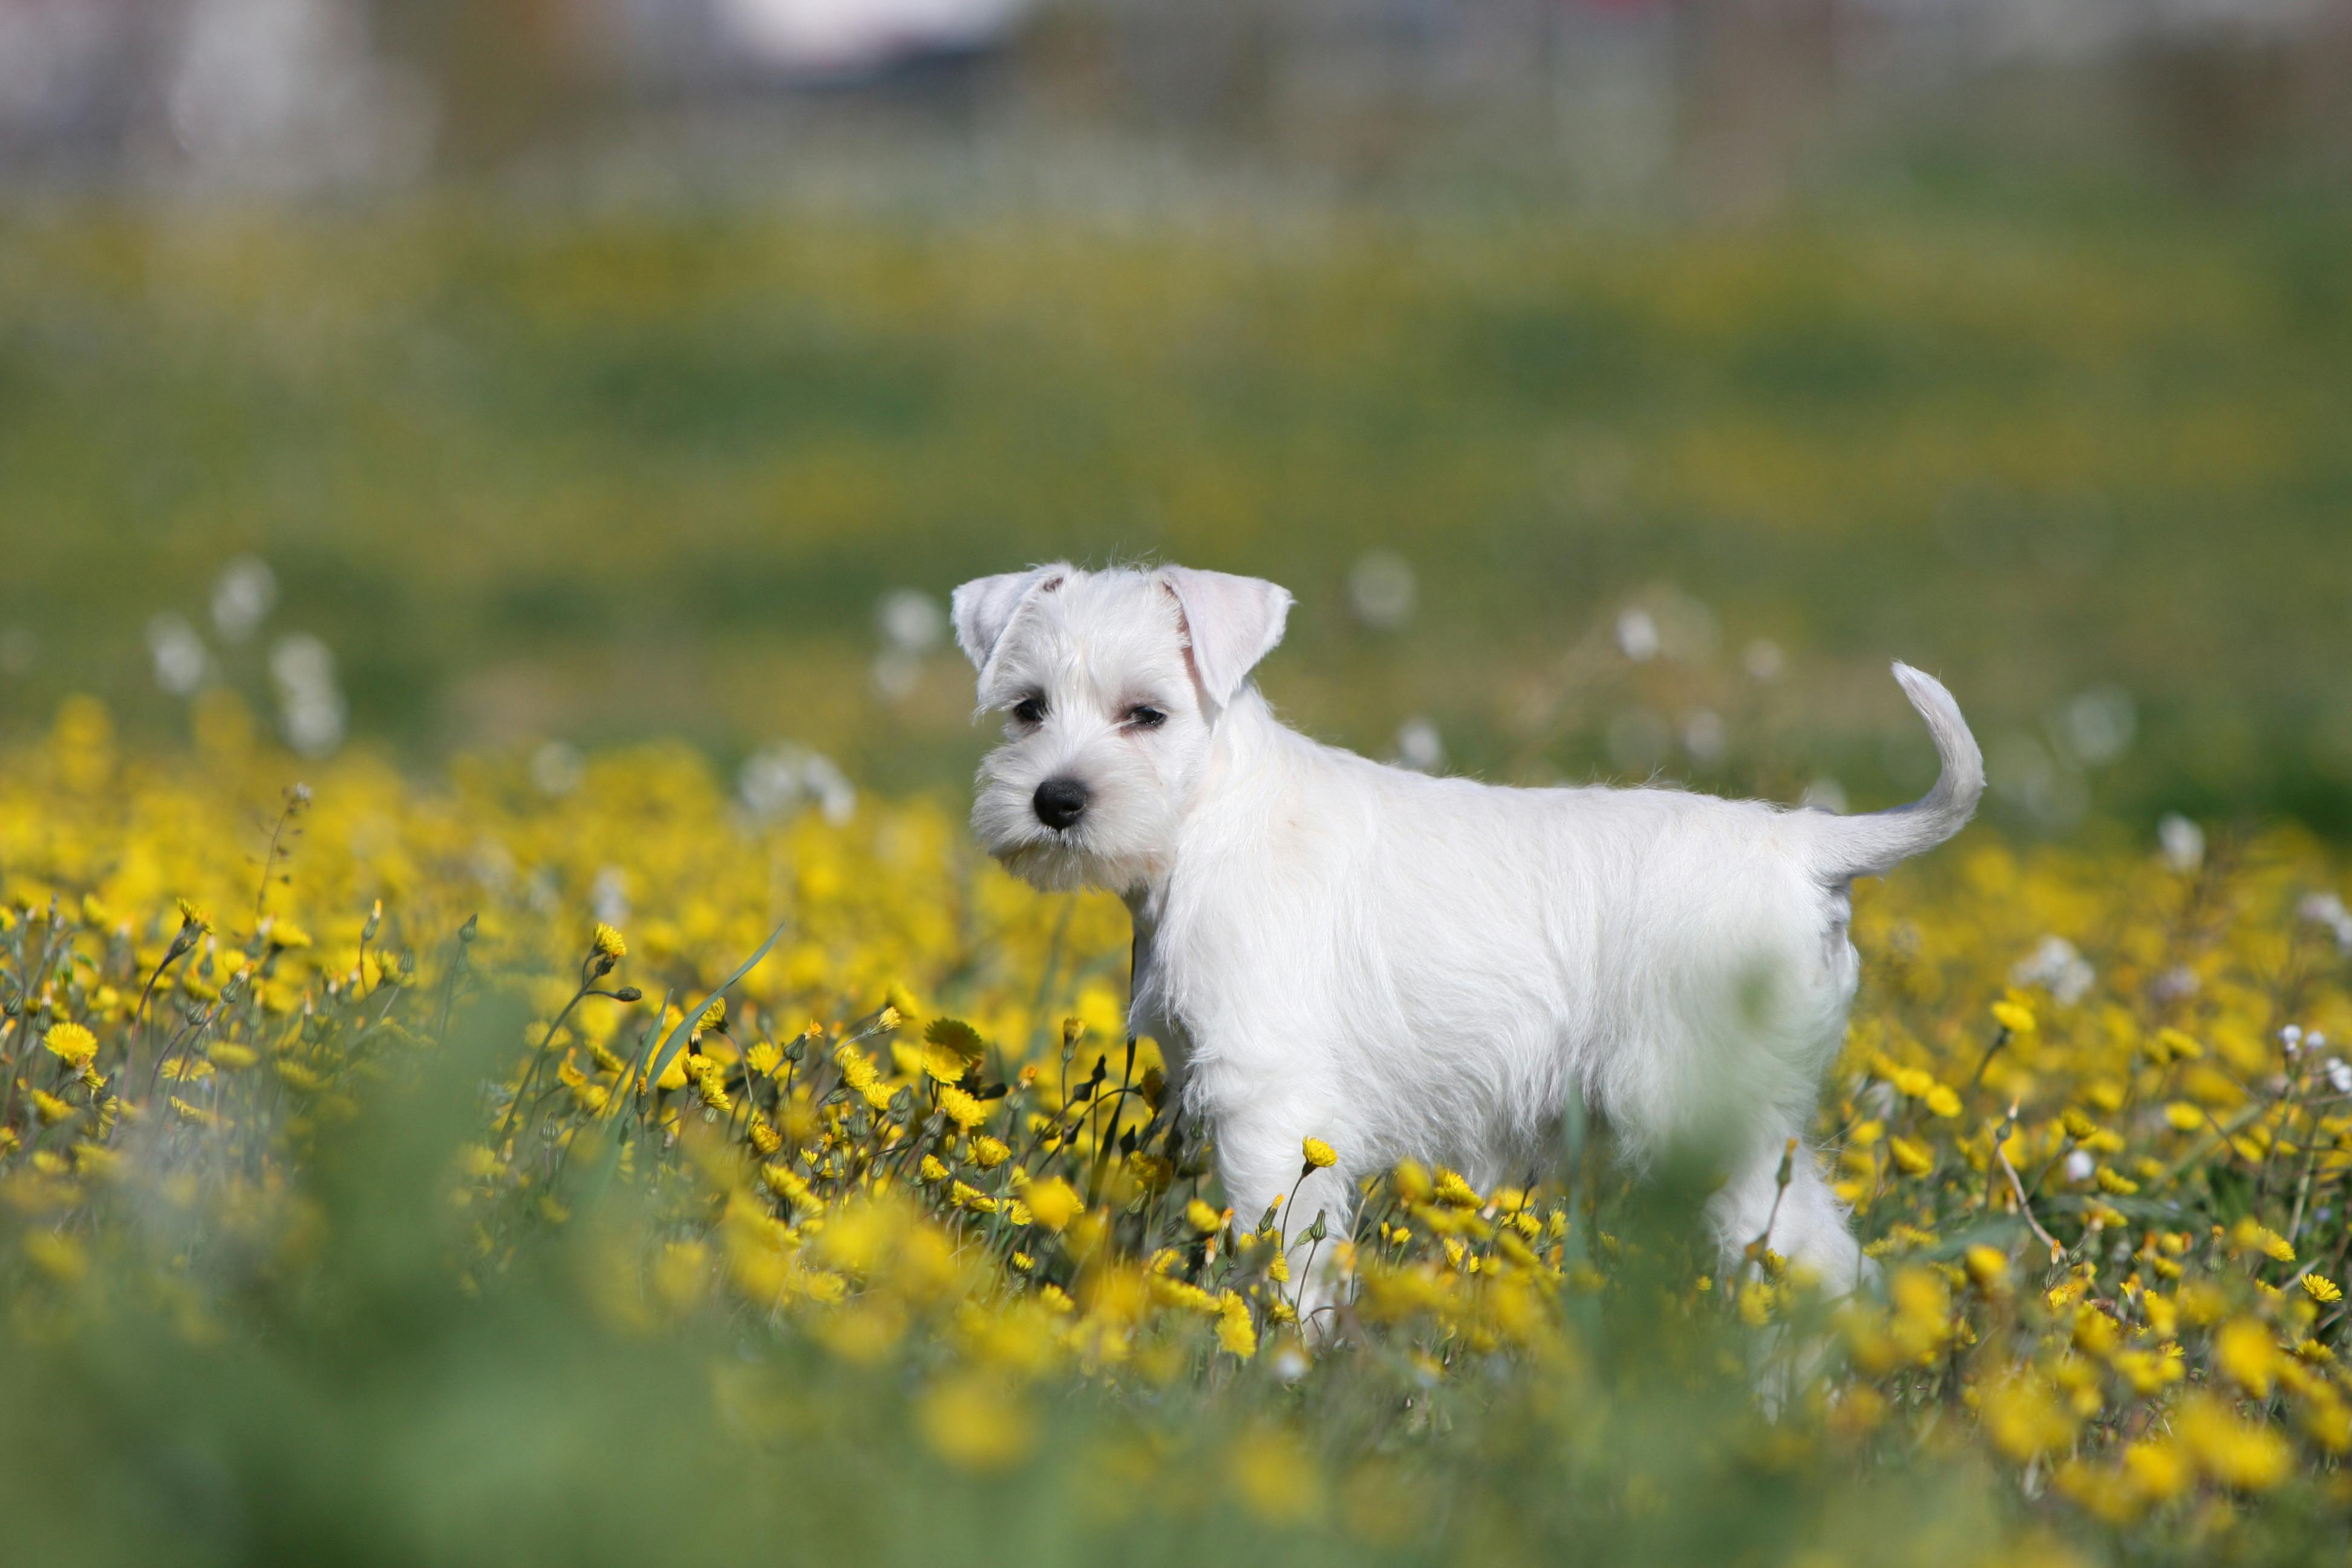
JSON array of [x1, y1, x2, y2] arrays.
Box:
[[1033, 776, 1089, 831]]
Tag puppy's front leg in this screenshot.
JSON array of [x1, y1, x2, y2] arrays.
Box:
[[1209, 1088, 1358, 1345]]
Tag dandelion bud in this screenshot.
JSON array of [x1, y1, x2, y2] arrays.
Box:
[[362, 899, 382, 942], [456, 913, 479, 946], [613, 986, 644, 1003]]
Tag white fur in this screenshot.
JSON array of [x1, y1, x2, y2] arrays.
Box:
[[953, 563, 1984, 1333]]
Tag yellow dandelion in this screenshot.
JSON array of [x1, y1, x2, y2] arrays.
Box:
[[42, 1022, 97, 1068], [936, 1083, 988, 1131], [22, 1231, 88, 1284], [1964, 1244, 2013, 1295], [2304, 1273, 2344, 1305], [1981, 1375, 2076, 1465], [1021, 1176, 1082, 1232], [921, 1018, 987, 1083], [917, 1373, 1035, 1472], [2177, 1394, 2291, 1492], [1301, 1136, 1338, 1171], [1390, 1160, 1432, 1203], [2215, 1317, 2279, 1397], [1888, 1135, 1934, 1176], [835, 1047, 879, 1094], [1216, 1293, 1258, 1357], [1431, 1168, 1481, 1209], [2230, 1217, 2296, 1264]]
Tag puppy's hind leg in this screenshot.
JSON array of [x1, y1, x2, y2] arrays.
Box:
[[1705, 1125, 1865, 1296]]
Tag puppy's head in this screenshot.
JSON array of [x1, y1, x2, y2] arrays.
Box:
[[951, 563, 1291, 893]]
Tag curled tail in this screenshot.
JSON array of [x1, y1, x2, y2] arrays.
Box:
[[1805, 662, 1984, 883]]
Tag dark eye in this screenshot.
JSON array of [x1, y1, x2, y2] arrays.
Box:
[[1126, 705, 1167, 730], [1012, 696, 1047, 725]]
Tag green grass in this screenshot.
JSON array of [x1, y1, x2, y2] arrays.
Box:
[[2, 196, 2349, 826]]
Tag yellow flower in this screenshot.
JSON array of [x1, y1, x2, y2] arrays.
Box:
[[1187, 1198, 1226, 1235], [43, 1022, 97, 1068], [2177, 1394, 2291, 1492], [590, 922, 627, 963], [1227, 1426, 1322, 1524], [1888, 1135, 1933, 1176], [1991, 999, 2037, 1034], [921, 1018, 986, 1083], [22, 1231, 88, 1284], [1924, 1084, 1961, 1119], [971, 1135, 1010, 1169], [1431, 1168, 1480, 1209], [917, 1373, 1035, 1472], [2302, 1273, 2343, 1305], [1390, 1160, 1432, 1203], [1963, 1245, 2012, 1295], [1022, 1176, 1082, 1232], [936, 1083, 987, 1131], [2230, 1217, 2296, 1264], [2215, 1317, 2279, 1397], [174, 897, 212, 933], [1215, 1293, 1257, 1357], [1981, 1375, 2076, 1465], [1301, 1136, 1338, 1171], [2120, 1439, 2191, 1504]]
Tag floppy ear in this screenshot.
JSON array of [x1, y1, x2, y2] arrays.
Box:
[[951, 564, 1068, 677], [1159, 566, 1293, 708]]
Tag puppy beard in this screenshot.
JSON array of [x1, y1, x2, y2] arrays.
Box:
[[970, 743, 1173, 895]]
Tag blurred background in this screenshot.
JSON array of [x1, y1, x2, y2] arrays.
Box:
[[1, 0, 2348, 833]]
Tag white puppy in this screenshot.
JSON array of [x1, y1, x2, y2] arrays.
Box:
[[953, 563, 1981, 1330]]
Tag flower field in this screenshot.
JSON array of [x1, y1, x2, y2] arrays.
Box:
[[5, 690, 2352, 1566]]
